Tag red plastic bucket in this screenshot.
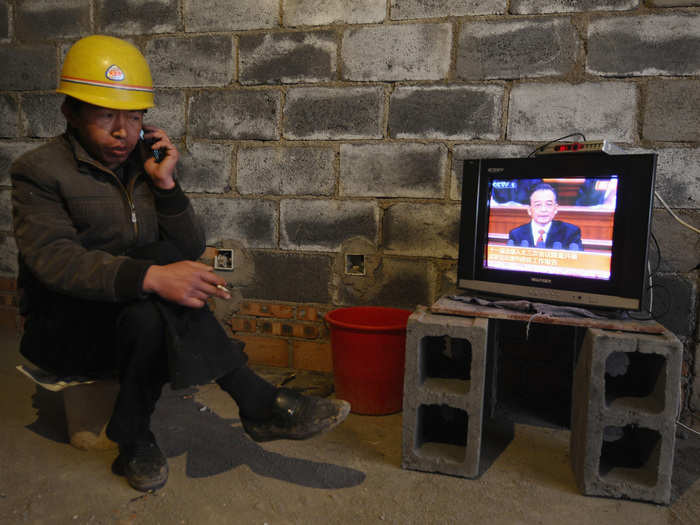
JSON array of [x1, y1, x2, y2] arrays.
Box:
[[325, 306, 412, 415]]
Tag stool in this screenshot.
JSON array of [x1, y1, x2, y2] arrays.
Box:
[[17, 365, 119, 451]]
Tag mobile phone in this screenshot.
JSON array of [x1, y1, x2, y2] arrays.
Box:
[[139, 129, 165, 163]]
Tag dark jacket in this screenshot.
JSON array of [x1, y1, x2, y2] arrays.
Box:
[[508, 220, 583, 251], [11, 132, 206, 309]]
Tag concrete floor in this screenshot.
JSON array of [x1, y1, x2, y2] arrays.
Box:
[[1, 323, 699, 525]]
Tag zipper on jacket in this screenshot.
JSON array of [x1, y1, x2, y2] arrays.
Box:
[[80, 159, 141, 240]]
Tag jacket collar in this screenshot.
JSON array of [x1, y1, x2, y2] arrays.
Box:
[[64, 130, 145, 180]]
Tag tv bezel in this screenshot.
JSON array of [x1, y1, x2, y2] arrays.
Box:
[[457, 153, 657, 311]]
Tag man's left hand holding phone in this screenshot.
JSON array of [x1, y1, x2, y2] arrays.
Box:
[[140, 125, 178, 190]]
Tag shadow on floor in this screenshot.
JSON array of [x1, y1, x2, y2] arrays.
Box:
[[26, 385, 366, 490]]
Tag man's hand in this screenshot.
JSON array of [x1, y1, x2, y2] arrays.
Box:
[[141, 125, 178, 190], [143, 261, 231, 308]]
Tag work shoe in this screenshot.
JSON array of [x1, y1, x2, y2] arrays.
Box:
[[241, 388, 351, 442], [112, 435, 168, 492]]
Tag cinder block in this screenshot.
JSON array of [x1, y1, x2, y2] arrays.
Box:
[[237, 146, 335, 196], [192, 197, 277, 247], [451, 144, 534, 200], [510, 0, 638, 13], [402, 309, 489, 478], [383, 202, 461, 258], [245, 251, 332, 303], [0, 235, 17, 276], [649, 0, 700, 5], [19, 93, 64, 138], [146, 35, 234, 88], [280, 199, 378, 251], [654, 147, 700, 208], [183, 0, 278, 31], [588, 14, 700, 77], [1, 142, 41, 186], [340, 143, 447, 198], [649, 274, 697, 338], [189, 89, 281, 140], [0, 2, 7, 41], [332, 256, 433, 309], [0, 44, 56, 91], [389, 85, 502, 140], [177, 141, 233, 194], [240, 31, 337, 85], [283, 87, 383, 140], [457, 17, 578, 80], [0, 95, 18, 138], [16, 0, 90, 40], [284, 0, 385, 27], [0, 190, 11, 230], [390, 0, 505, 19], [643, 80, 700, 143], [652, 208, 700, 273], [96, 0, 178, 35], [570, 327, 683, 505], [507, 82, 637, 142], [149, 90, 187, 138], [342, 23, 451, 81]]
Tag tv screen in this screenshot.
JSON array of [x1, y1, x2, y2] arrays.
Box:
[[457, 153, 657, 311]]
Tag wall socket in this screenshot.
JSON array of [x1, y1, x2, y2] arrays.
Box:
[[345, 254, 365, 275], [214, 248, 234, 271]]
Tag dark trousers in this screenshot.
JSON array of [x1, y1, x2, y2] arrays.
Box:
[[21, 293, 248, 444], [19, 242, 248, 443]]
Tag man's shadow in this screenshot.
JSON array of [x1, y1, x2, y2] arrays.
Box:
[[27, 386, 366, 490]]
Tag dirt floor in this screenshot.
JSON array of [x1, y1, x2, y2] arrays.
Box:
[[1, 324, 699, 524]]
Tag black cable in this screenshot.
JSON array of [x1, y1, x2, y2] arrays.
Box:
[[527, 133, 587, 157], [648, 231, 661, 276]]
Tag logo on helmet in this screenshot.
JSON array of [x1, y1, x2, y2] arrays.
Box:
[[105, 65, 125, 82]]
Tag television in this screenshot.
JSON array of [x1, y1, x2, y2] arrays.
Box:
[[457, 152, 657, 311]]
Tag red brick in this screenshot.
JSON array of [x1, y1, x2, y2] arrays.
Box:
[[238, 335, 289, 367], [0, 278, 17, 292], [293, 323, 319, 339], [231, 317, 257, 333], [296, 306, 318, 321], [239, 301, 294, 319], [292, 341, 333, 372]]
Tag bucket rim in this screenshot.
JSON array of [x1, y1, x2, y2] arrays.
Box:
[[325, 306, 412, 332]]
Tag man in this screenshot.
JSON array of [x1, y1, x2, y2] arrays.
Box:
[[507, 183, 584, 251], [11, 35, 349, 492]]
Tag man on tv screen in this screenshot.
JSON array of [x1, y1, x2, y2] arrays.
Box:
[[508, 183, 584, 251]]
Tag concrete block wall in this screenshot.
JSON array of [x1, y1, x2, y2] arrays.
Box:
[[0, 1, 698, 403], [570, 327, 683, 504]]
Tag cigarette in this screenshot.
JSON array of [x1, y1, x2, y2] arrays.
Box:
[[217, 284, 230, 293]]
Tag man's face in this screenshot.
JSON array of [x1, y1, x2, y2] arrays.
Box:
[[527, 189, 558, 226], [63, 102, 144, 170]]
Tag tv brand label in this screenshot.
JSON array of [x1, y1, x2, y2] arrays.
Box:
[[488, 167, 505, 173], [531, 277, 552, 284]]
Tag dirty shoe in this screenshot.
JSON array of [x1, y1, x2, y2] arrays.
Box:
[[112, 434, 168, 492], [241, 388, 351, 442]]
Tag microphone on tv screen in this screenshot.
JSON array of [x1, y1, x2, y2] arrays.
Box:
[[520, 240, 530, 247], [569, 243, 581, 251], [552, 241, 562, 249]]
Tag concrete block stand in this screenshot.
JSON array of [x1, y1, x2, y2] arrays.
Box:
[[571, 327, 683, 505], [401, 309, 489, 478]]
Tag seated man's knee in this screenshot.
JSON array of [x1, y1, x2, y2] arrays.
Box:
[[117, 299, 164, 334]]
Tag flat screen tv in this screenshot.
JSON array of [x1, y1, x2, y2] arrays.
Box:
[[457, 152, 657, 311]]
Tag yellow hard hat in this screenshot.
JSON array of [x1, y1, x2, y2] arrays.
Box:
[[57, 35, 154, 110]]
